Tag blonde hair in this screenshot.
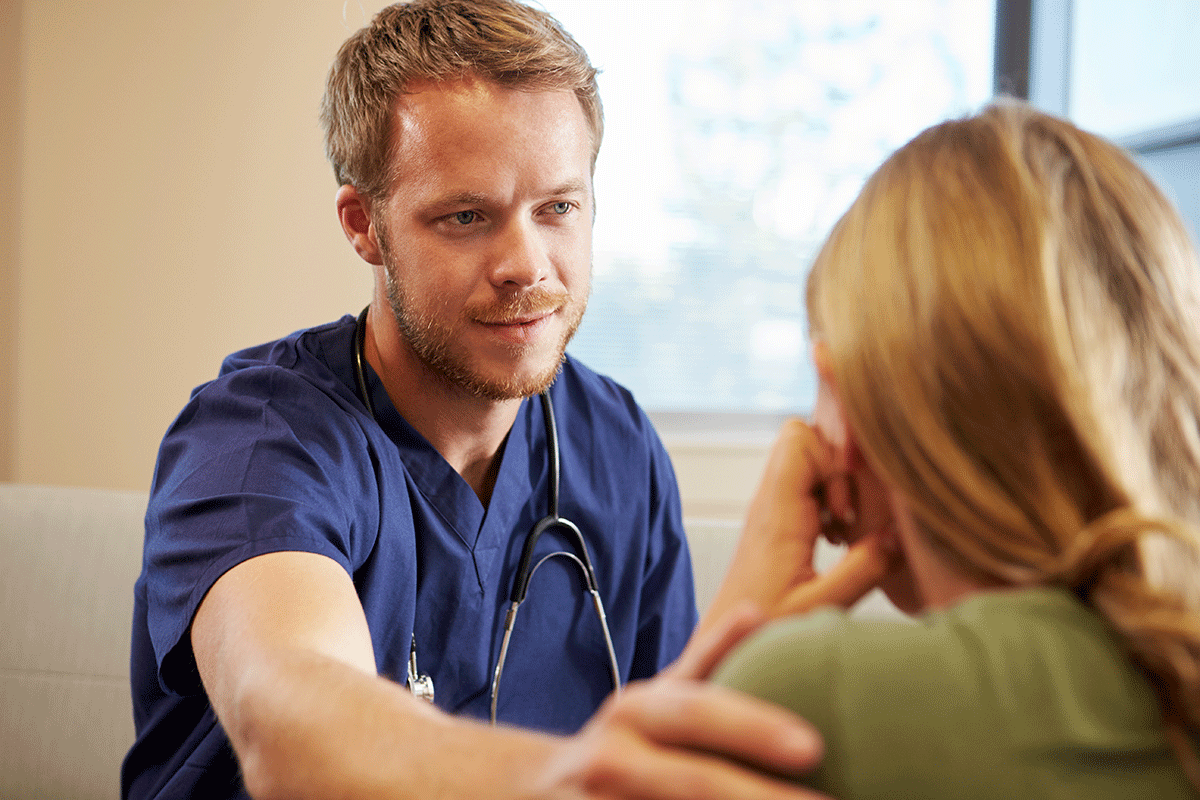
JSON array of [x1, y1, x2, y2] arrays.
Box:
[[320, 0, 602, 201], [807, 100, 1200, 783]]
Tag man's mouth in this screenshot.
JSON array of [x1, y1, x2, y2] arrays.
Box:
[[471, 290, 568, 327], [471, 303, 564, 345], [479, 310, 556, 326]]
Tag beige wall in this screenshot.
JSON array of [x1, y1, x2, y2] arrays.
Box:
[[11, 1, 386, 491], [2, 0, 20, 481]]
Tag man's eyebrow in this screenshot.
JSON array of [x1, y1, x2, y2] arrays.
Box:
[[548, 180, 590, 196], [425, 191, 490, 210], [423, 182, 590, 211]]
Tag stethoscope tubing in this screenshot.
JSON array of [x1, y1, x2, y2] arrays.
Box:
[[490, 550, 621, 724], [352, 307, 621, 722]]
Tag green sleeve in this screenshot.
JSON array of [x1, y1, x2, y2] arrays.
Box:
[[710, 590, 1196, 800], [711, 609, 965, 799], [710, 609, 852, 796]]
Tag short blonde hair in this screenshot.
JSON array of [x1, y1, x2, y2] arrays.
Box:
[[320, 0, 602, 201], [807, 100, 1200, 782]]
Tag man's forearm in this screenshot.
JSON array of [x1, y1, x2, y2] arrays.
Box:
[[226, 647, 558, 800]]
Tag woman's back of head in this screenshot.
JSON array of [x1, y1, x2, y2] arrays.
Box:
[[806, 99, 1200, 781]]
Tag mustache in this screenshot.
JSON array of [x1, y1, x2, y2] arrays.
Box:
[[468, 287, 571, 324]]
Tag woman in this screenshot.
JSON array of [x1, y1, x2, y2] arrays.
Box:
[[711, 101, 1200, 798]]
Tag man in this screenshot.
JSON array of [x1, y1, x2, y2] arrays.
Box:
[[122, 2, 879, 798]]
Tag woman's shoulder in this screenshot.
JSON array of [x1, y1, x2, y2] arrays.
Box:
[[711, 587, 1185, 799], [713, 588, 1145, 717], [711, 602, 951, 703]]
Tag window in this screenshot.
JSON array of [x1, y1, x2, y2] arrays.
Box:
[[1026, 0, 1200, 243], [1068, 0, 1200, 140], [545, 0, 997, 413]]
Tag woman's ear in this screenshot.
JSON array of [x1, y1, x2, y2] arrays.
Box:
[[811, 341, 863, 474]]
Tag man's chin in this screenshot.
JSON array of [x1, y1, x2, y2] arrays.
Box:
[[429, 350, 565, 401], [469, 362, 564, 401]]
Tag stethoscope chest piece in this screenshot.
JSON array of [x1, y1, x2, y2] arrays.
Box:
[[407, 638, 435, 703]]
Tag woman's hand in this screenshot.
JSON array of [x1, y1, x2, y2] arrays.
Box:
[[699, 418, 900, 634]]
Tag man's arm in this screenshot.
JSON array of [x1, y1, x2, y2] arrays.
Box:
[[192, 551, 526, 798], [193, 550, 831, 800]]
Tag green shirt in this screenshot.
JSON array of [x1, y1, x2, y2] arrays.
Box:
[[712, 588, 1195, 799]]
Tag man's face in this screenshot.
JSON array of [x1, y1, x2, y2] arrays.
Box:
[[373, 78, 593, 401]]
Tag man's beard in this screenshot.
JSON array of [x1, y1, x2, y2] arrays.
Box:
[[383, 260, 588, 401]]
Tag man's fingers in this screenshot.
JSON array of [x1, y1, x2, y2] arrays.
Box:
[[584, 739, 830, 800], [669, 603, 766, 681], [594, 680, 826, 798]]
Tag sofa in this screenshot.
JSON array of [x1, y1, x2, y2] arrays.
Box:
[[0, 483, 748, 799], [1, 484, 147, 800]]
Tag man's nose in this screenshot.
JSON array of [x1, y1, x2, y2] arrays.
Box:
[[489, 219, 551, 288]]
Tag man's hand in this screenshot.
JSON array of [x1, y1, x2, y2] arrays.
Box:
[[530, 606, 831, 799]]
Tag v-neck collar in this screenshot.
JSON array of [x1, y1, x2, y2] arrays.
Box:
[[362, 358, 536, 555]]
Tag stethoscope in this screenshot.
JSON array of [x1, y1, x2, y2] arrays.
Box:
[[352, 307, 622, 723]]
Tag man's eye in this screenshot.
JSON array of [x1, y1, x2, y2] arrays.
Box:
[[551, 202, 572, 215], [453, 210, 477, 225]]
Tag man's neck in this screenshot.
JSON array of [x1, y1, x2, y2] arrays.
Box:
[[363, 314, 522, 506]]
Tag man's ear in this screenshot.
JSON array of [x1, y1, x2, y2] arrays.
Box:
[[336, 184, 384, 266], [812, 341, 864, 474]]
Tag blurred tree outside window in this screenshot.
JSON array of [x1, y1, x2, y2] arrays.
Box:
[[546, 0, 996, 412]]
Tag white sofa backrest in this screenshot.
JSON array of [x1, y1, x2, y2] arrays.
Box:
[[682, 517, 740, 613], [0, 484, 148, 800]]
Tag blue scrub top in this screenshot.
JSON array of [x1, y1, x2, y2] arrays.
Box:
[[122, 315, 698, 800]]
